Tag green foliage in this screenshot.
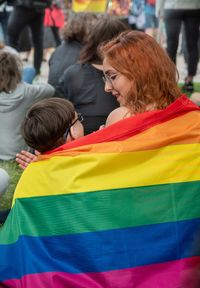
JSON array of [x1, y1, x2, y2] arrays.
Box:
[[0, 161, 22, 211]]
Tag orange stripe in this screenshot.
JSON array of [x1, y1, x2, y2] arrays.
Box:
[[40, 111, 200, 160]]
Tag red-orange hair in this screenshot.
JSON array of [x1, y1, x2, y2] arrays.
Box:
[[101, 31, 182, 113]]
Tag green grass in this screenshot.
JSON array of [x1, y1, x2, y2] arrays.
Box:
[[179, 82, 200, 96], [193, 82, 200, 92], [0, 161, 22, 211]]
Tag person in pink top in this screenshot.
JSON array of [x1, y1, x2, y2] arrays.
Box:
[[44, 0, 65, 46]]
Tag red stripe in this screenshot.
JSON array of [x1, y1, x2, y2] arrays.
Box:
[[3, 257, 200, 288], [45, 95, 199, 155]]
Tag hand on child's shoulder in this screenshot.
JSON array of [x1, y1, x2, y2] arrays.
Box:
[[105, 106, 133, 127]]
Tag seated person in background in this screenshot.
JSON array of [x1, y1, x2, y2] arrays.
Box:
[[0, 51, 55, 160], [21, 98, 84, 154], [48, 12, 98, 88], [0, 41, 36, 84], [57, 16, 128, 135]]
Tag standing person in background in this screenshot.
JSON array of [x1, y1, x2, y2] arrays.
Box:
[[44, 0, 65, 48], [48, 12, 98, 88], [128, 0, 145, 31], [7, 0, 52, 75], [145, 0, 158, 39], [0, 0, 13, 44], [57, 16, 128, 134], [18, 26, 32, 61], [156, 0, 200, 93]]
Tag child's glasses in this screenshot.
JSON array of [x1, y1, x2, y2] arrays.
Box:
[[63, 113, 84, 140]]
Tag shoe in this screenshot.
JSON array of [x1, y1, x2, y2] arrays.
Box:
[[182, 80, 194, 93]]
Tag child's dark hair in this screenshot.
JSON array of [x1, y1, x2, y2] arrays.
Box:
[[22, 98, 75, 153]]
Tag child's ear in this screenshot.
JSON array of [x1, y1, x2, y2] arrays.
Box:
[[69, 126, 78, 140]]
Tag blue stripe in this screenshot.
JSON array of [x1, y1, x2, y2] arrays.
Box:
[[0, 218, 200, 281]]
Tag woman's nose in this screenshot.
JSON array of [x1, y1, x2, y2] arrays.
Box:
[[104, 81, 112, 92]]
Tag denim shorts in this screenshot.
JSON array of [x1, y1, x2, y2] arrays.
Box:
[[145, 14, 158, 29]]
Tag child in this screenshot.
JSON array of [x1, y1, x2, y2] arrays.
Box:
[[21, 98, 84, 154]]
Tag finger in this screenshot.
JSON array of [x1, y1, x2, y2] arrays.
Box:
[[18, 163, 27, 170], [21, 150, 35, 159], [17, 157, 29, 169], [32, 156, 37, 162], [17, 151, 35, 163], [16, 154, 29, 163], [16, 157, 26, 166]]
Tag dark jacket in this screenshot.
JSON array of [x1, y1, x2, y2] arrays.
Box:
[[48, 40, 82, 88], [57, 63, 119, 135], [15, 0, 52, 9]]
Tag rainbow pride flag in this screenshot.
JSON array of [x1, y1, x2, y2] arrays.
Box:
[[0, 95, 200, 287]]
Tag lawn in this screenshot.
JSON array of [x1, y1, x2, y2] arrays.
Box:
[[0, 82, 199, 212], [0, 160, 22, 211], [180, 82, 200, 94], [193, 82, 200, 92]]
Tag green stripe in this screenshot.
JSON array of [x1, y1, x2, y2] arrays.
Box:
[[1, 181, 200, 244]]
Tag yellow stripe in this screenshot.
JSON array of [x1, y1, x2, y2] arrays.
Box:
[[13, 143, 200, 202]]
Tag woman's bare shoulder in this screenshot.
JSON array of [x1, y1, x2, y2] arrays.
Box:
[[105, 106, 132, 127]]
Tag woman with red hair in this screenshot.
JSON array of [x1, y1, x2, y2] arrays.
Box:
[[101, 30, 183, 126]]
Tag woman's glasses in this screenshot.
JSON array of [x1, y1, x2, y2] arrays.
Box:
[[102, 73, 118, 86], [63, 113, 84, 140]]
